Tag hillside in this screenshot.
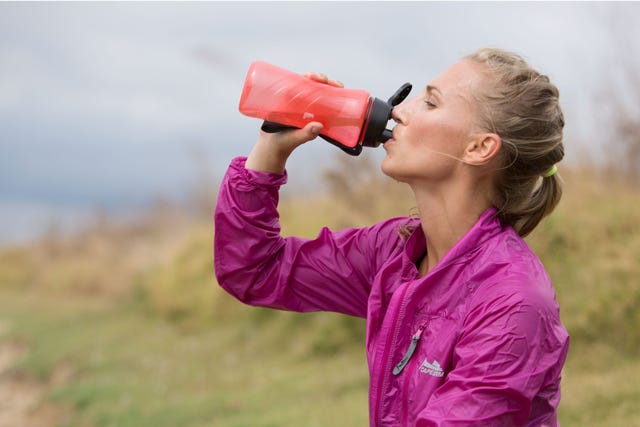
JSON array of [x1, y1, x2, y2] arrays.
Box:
[[0, 165, 638, 427]]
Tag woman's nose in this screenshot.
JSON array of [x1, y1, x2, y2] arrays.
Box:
[[391, 98, 412, 124]]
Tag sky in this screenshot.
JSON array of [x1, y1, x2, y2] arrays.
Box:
[[1, 1, 639, 243]]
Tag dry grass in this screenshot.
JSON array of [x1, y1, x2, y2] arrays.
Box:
[[0, 162, 638, 426], [0, 203, 194, 298]]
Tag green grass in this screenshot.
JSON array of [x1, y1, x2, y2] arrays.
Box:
[[0, 167, 639, 426], [0, 291, 369, 427]]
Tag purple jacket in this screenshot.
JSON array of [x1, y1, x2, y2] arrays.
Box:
[[214, 157, 569, 427]]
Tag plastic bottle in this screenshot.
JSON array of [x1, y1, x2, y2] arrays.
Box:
[[238, 61, 411, 156]]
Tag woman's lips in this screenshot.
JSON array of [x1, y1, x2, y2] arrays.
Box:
[[383, 128, 398, 149]]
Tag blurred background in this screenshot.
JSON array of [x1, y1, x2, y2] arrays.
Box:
[[0, 2, 638, 427]]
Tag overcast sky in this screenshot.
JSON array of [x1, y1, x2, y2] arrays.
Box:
[[1, 2, 638, 243]]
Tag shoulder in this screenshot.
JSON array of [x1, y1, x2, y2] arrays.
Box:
[[343, 216, 420, 274], [358, 216, 418, 244], [467, 227, 561, 321], [461, 234, 568, 354], [312, 216, 416, 261], [350, 216, 419, 257]]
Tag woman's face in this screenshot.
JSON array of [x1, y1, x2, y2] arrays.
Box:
[[381, 59, 488, 186]]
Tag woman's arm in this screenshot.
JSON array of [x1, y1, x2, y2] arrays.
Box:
[[214, 156, 404, 318], [216, 69, 403, 316]]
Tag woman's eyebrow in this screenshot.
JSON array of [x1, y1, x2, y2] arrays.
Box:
[[426, 85, 442, 96]]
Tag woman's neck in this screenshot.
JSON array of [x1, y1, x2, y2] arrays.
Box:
[[411, 179, 492, 277]]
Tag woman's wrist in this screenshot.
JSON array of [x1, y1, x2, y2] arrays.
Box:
[[245, 137, 292, 174]]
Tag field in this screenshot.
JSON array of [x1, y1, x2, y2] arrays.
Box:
[[0, 164, 638, 427]]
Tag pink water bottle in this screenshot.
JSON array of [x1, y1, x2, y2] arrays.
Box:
[[238, 61, 412, 156]]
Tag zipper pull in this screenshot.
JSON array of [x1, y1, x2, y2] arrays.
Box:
[[392, 325, 425, 376]]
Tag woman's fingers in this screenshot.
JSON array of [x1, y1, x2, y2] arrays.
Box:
[[303, 72, 344, 88], [258, 121, 323, 151], [274, 121, 323, 147]]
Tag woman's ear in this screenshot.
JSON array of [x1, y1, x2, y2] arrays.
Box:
[[463, 133, 502, 166]]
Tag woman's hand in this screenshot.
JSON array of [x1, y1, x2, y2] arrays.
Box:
[[245, 72, 343, 174], [245, 121, 323, 173]]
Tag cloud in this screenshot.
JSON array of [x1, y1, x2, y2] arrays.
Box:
[[0, 2, 639, 242]]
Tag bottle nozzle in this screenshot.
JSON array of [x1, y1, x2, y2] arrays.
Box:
[[388, 83, 412, 106], [379, 129, 393, 143], [380, 83, 411, 144]]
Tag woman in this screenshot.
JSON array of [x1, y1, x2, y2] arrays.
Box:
[[214, 48, 569, 426]]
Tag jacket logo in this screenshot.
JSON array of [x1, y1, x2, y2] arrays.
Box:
[[419, 359, 444, 377]]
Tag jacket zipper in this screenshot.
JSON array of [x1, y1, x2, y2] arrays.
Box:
[[399, 324, 426, 427], [374, 282, 411, 426], [374, 248, 474, 425], [393, 324, 425, 375]]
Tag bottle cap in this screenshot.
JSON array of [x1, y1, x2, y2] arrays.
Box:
[[360, 83, 412, 148]]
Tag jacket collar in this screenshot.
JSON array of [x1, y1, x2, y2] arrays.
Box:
[[404, 207, 502, 271]]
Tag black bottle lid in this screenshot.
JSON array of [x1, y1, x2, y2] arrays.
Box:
[[361, 83, 412, 148], [361, 98, 392, 148]]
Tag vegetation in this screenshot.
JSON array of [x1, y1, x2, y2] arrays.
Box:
[[0, 159, 638, 426]]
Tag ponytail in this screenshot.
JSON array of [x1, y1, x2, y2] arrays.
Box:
[[502, 172, 563, 237]]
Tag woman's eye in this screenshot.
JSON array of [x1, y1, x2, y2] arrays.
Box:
[[425, 100, 437, 108]]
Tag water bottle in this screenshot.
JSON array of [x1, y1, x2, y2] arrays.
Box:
[[238, 61, 412, 156]]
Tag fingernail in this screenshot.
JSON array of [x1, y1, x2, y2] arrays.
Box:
[[311, 126, 321, 135]]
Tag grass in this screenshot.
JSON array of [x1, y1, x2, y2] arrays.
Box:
[[0, 290, 369, 427], [0, 165, 638, 427]]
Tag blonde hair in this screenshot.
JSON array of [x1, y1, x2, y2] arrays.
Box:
[[466, 48, 565, 237]]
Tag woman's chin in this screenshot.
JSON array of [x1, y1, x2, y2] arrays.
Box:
[[380, 157, 397, 179]]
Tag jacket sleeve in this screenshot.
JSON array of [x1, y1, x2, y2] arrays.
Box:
[[415, 281, 570, 426], [214, 157, 403, 318]]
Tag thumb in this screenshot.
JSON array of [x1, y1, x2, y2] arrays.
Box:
[[293, 121, 323, 143], [275, 121, 323, 148]]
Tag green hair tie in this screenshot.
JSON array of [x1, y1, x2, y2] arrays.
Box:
[[543, 165, 558, 178]]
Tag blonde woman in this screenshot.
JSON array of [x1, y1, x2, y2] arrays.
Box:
[[215, 48, 569, 426]]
